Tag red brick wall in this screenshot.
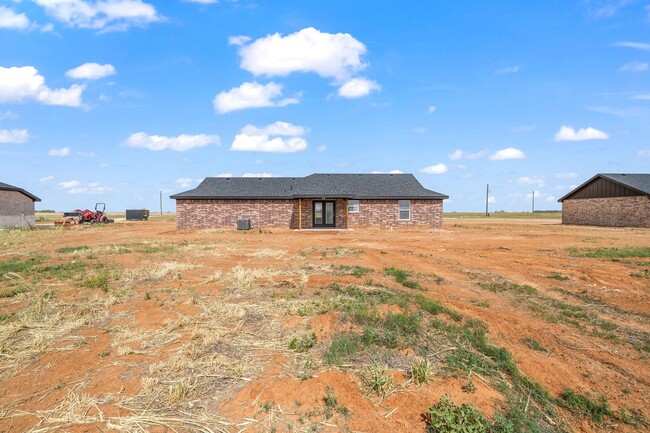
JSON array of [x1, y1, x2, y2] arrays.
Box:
[[348, 199, 444, 228], [562, 196, 650, 228], [176, 199, 295, 229], [176, 198, 445, 230]]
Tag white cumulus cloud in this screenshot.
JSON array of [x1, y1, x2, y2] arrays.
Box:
[[237, 27, 368, 81], [33, 0, 161, 31], [0, 66, 85, 107], [420, 163, 448, 174], [0, 129, 29, 144], [214, 81, 298, 114], [40, 176, 54, 182], [490, 148, 525, 160], [48, 147, 71, 157], [0, 6, 30, 29], [66, 62, 116, 80], [554, 126, 609, 142], [638, 150, 650, 157], [125, 132, 220, 151], [338, 78, 380, 98], [231, 136, 307, 153], [231, 121, 308, 153], [427, 105, 437, 113]]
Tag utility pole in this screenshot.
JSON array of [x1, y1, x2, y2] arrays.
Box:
[[485, 184, 490, 217], [160, 190, 163, 215], [532, 190, 535, 213]]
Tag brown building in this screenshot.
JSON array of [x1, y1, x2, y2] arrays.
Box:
[[558, 173, 650, 228], [171, 173, 448, 230], [0, 182, 41, 228]]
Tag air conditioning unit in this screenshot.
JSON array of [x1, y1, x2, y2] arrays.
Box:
[[236, 219, 252, 230]]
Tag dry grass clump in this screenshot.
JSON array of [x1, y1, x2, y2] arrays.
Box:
[[0, 289, 106, 381], [112, 315, 192, 355], [25, 383, 111, 432], [228, 265, 309, 295], [115, 300, 287, 425], [123, 261, 199, 282], [249, 248, 287, 259]]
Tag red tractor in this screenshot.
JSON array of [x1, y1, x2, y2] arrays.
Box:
[[56, 203, 113, 226]]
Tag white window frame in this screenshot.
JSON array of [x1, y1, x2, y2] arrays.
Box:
[[348, 199, 360, 213], [398, 200, 411, 221]]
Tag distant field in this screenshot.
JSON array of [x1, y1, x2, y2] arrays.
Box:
[[445, 211, 562, 219], [35, 212, 176, 223]]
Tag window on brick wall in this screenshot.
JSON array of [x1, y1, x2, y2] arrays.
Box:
[[398, 200, 410, 220], [348, 199, 360, 213]]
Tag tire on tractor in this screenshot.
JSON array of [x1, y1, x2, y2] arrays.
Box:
[[99, 215, 109, 224]]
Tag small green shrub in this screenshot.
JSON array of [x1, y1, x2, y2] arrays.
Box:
[[384, 267, 423, 290], [82, 272, 110, 292], [289, 332, 317, 352], [324, 335, 361, 365], [425, 396, 489, 433], [559, 388, 612, 423], [366, 364, 393, 396], [411, 357, 434, 385]]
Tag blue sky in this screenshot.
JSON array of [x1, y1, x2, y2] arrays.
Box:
[[1, 0, 649, 212]]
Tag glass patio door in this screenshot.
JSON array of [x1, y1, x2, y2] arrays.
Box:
[[313, 201, 335, 227]]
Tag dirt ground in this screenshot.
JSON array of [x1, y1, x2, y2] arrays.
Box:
[[0, 218, 648, 432]]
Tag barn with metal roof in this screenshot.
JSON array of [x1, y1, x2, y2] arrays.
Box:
[[171, 173, 448, 230], [558, 173, 650, 228]]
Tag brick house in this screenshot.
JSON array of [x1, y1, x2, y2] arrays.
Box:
[[0, 182, 41, 228], [558, 173, 650, 228], [171, 173, 448, 230]]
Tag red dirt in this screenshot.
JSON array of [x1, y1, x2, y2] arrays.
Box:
[[0, 219, 648, 432]]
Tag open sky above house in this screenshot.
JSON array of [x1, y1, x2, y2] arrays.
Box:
[[1, 1, 649, 212]]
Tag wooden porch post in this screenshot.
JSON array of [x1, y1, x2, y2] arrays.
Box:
[[298, 199, 302, 230], [346, 199, 349, 229]]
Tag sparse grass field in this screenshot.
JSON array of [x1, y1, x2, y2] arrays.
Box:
[[0, 218, 648, 433], [444, 211, 562, 219]]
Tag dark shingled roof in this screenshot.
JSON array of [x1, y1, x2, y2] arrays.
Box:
[[170, 173, 448, 200], [558, 173, 650, 202], [0, 182, 41, 202]]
